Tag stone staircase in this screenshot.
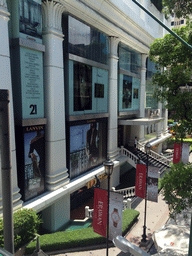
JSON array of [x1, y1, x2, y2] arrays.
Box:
[[85, 146, 172, 217]]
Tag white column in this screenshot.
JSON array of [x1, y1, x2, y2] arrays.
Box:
[[0, 1, 22, 213], [157, 101, 163, 138], [42, 0, 69, 191], [139, 54, 148, 142], [108, 37, 119, 159]]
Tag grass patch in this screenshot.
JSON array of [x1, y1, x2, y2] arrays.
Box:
[[25, 209, 139, 254]]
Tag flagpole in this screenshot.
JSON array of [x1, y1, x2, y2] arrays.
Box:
[[141, 142, 151, 243]]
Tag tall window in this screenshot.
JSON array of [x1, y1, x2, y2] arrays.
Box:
[[74, 62, 92, 111], [68, 16, 109, 64]]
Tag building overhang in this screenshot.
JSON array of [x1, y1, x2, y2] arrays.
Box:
[[148, 133, 172, 147], [119, 117, 163, 126]]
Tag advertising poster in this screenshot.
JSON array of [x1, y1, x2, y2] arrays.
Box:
[[19, 0, 42, 39], [69, 120, 107, 179], [109, 191, 123, 241], [173, 143, 181, 163], [122, 75, 132, 109], [146, 166, 159, 203], [135, 164, 147, 199], [93, 188, 108, 237], [24, 125, 45, 201], [182, 143, 190, 164]]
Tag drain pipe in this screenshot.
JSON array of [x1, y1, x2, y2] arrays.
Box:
[[0, 90, 14, 254]]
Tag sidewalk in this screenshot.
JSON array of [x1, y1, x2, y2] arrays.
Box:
[[51, 193, 169, 256]]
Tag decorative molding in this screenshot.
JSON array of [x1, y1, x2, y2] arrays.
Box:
[[0, 0, 7, 9], [42, 0, 65, 34], [108, 36, 120, 59], [0, 0, 10, 19], [141, 53, 148, 71]]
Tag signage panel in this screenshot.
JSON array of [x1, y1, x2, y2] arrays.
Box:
[[93, 188, 108, 237], [182, 143, 190, 164], [135, 164, 146, 199], [173, 143, 181, 163], [20, 47, 44, 119], [109, 191, 123, 241], [147, 166, 159, 203]]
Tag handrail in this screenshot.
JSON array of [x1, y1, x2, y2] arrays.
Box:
[[112, 186, 135, 198], [149, 150, 171, 165], [137, 142, 172, 166], [119, 146, 139, 164]]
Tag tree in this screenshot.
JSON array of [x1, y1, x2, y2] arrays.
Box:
[[160, 162, 192, 218], [149, 20, 192, 139], [163, 0, 192, 18]]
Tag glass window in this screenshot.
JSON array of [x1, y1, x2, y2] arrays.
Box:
[[74, 62, 92, 111], [122, 75, 132, 109], [171, 21, 174, 26], [119, 44, 141, 75], [181, 20, 184, 24], [68, 16, 109, 64]]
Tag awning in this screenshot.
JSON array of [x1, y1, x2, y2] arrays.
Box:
[[119, 117, 163, 126]]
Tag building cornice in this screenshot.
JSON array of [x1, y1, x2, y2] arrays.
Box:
[[44, 0, 158, 53], [0, 0, 10, 19]]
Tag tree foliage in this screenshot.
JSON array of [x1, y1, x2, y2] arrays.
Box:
[[163, 0, 192, 18], [161, 162, 192, 218], [149, 20, 192, 139]]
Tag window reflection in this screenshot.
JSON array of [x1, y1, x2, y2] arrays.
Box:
[[74, 62, 92, 111], [68, 16, 108, 64], [119, 45, 141, 74]]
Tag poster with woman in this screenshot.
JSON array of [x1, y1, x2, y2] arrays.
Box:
[[24, 125, 45, 200]]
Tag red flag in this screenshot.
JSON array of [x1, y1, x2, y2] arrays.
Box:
[[173, 143, 181, 163], [93, 188, 108, 237], [135, 164, 146, 199]]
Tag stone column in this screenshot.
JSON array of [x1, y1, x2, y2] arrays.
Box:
[[108, 36, 119, 160], [42, 0, 69, 191], [0, 1, 22, 214], [157, 101, 163, 138], [139, 54, 148, 142]]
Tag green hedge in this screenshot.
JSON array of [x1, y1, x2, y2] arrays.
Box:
[[25, 209, 139, 254], [0, 209, 42, 251]]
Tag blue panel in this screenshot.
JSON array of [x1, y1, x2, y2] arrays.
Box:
[[20, 47, 44, 118]]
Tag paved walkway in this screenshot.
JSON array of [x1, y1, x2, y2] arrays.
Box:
[[51, 193, 169, 256]]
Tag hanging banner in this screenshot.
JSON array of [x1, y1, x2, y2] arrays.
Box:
[[182, 143, 190, 164], [135, 164, 147, 199], [93, 188, 108, 237], [147, 166, 159, 203], [109, 191, 123, 241], [173, 143, 181, 163]]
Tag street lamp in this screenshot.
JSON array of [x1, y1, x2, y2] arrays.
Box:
[[141, 142, 151, 243], [103, 158, 114, 256]]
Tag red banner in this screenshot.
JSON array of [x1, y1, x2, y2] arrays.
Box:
[[93, 188, 108, 237], [135, 164, 146, 199], [173, 143, 181, 163]]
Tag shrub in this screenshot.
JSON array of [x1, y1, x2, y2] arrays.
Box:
[[25, 209, 139, 254], [0, 208, 42, 250]]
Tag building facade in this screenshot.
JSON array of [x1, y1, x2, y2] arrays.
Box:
[[0, 0, 170, 231]]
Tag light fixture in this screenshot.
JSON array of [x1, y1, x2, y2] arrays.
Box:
[[104, 158, 114, 176]]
